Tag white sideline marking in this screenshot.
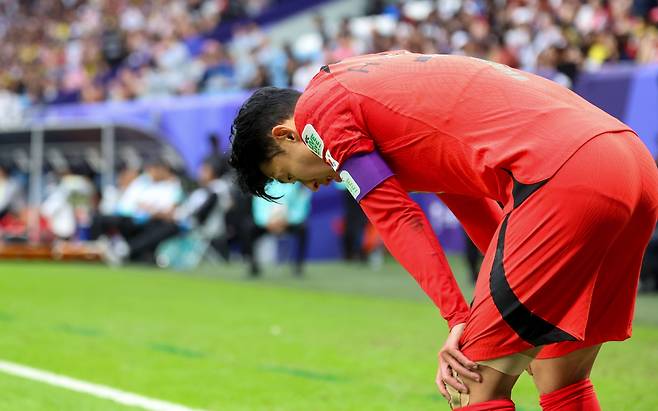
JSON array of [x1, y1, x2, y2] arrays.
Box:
[[0, 360, 208, 411]]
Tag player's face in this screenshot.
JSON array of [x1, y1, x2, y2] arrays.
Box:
[[260, 118, 340, 192]]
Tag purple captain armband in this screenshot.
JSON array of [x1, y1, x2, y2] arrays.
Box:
[[339, 152, 394, 202]]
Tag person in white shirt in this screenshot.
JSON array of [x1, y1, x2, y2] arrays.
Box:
[[91, 158, 183, 262], [100, 158, 231, 265], [0, 163, 22, 220]]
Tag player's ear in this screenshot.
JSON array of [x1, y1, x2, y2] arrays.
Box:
[[271, 122, 298, 143], [271, 124, 288, 142]]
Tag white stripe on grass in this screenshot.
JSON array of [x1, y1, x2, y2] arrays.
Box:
[[0, 360, 208, 411]]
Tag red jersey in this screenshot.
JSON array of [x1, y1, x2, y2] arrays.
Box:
[[293, 51, 633, 328]]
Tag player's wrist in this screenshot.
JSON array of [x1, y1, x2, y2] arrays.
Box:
[[449, 322, 466, 332], [447, 313, 469, 330]]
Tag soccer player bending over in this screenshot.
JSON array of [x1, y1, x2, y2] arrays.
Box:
[[229, 51, 658, 410]]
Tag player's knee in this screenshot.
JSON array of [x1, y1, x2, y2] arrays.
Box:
[[446, 366, 515, 409], [449, 349, 537, 408], [447, 349, 538, 409], [461, 365, 518, 406]]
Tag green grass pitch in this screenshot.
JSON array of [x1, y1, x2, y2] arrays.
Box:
[[0, 258, 657, 410]]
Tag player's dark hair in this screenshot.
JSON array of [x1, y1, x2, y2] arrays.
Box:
[[229, 87, 301, 201]]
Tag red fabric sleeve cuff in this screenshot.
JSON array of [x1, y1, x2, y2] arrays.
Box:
[[447, 312, 470, 329]]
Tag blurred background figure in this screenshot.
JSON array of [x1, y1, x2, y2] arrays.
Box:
[[97, 163, 142, 217], [641, 225, 658, 292], [247, 181, 311, 277], [0, 162, 25, 241], [463, 235, 483, 284], [338, 184, 368, 262], [220, 184, 254, 262], [41, 158, 96, 241], [0, 162, 22, 220], [154, 157, 233, 270], [203, 132, 231, 179], [90, 157, 183, 264], [640, 157, 658, 293]]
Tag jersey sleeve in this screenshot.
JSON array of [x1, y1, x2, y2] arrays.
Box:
[[360, 177, 471, 328], [294, 72, 374, 171], [437, 193, 503, 254]]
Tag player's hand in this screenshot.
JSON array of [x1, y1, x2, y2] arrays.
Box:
[[436, 323, 481, 399]]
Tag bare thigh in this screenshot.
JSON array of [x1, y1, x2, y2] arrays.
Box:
[[463, 347, 541, 404], [529, 344, 602, 395]]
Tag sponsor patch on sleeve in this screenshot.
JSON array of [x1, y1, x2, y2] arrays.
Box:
[[339, 170, 360, 199], [301, 124, 324, 158]]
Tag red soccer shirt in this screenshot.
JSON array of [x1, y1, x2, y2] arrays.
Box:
[[293, 51, 632, 327]]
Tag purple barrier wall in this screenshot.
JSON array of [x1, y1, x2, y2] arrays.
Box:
[[576, 64, 658, 155]]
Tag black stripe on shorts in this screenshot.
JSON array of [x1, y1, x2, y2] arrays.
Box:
[[489, 178, 578, 346]]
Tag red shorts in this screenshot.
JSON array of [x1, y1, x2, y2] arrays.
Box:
[[460, 130, 658, 360]]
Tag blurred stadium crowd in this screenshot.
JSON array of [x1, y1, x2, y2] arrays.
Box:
[[0, 0, 657, 109], [0, 0, 277, 106]]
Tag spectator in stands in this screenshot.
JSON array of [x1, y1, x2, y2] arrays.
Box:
[[101, 15, 128, 71], [199, 133, 252, 261], [0, 162, 23, 222], [100, 157, 230, 265], [91, 157, 183, 261], [131, 158, 183, 222], [41, 160, 96, 240], [98, 163, 141, 216], [220, 175, 255, 262], [339, 184, 368, 262], [246, 181, 311, 277], [171, 157, 233, 256], [197, 40, 236, 93], [536, 46, 573, 89]]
